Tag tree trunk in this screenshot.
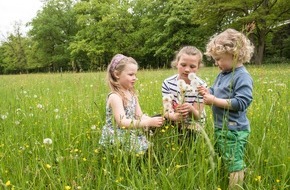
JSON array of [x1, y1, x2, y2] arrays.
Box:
[[253, 30, 266, 65]]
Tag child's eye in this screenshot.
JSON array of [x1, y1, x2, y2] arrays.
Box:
[[190, 65, 197, 69]]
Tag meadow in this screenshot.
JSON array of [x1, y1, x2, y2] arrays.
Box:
[[0, 64, 289, 190]]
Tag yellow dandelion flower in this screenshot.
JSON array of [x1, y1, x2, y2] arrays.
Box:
[[276, 179, 280, 183], [5, 180, 11, 186], [175, 165, 182, 169], [161, 129, 166, 133], [83, 158, 87, 161], [172, 147, 176, 151], [46, 164, 52, 169], [74, 149, 79, 152], [255, 175, 261, 182], [217, 188, 222, 190], [64, 186, 71, 190], [94, 149, 99, 153], [165, 126, 169, 129]]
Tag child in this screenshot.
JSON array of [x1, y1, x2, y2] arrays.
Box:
[[161, 46, 207, 131], [99, 54, 164, 153], [198, 28, 254, 189]]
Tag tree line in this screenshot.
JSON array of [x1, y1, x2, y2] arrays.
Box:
[[0, 0, 289, 74]]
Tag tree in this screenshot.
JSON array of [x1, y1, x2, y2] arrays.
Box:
[[195, 0, 290, 65], [0, 24, 28, 74], [29, 0, 79, 72]]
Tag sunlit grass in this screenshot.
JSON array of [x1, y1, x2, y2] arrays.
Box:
[[0, 64, 289, 189]]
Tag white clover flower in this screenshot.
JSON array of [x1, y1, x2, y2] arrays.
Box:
[[54, 109, 59, 113], [43, 138, 53, 145], [91, 125, 96, 130]]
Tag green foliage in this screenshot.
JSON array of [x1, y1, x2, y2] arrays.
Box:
[[0, 0, 289, 73]]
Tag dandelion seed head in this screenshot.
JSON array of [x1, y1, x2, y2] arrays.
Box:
[[37, 104, 43, 109], [188, 73, 196, 81], [43, 138, 53, 145]]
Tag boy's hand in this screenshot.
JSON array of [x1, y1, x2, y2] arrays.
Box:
[[197, 86, 208, 96]]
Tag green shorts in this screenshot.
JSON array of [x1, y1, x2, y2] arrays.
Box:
[[214, 128, 250, 173]]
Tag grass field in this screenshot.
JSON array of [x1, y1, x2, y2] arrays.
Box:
[[0, 64, 289, 189]]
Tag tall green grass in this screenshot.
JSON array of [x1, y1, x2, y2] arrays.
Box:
[[0, 65, 289, 189]]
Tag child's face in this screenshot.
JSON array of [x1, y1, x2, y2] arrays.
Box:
[[176, 54, 200, 83], [117, 63, 138, 90], [211, 53, 233, 71]]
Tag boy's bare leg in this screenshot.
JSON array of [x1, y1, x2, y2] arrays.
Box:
[[228, 170, 244, 190]]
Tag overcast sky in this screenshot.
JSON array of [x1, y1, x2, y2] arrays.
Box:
[[0, 0, 43, 39]]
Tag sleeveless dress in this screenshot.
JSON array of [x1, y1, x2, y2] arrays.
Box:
[[99, 93, 149, 153]]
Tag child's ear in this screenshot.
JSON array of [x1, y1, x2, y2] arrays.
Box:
[[114, 71, 120, 79]]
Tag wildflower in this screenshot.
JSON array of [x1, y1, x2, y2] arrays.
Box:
[[46, 164, 51, 169], [1, 114, 7, 120], [267, 89, 273, 92], [54, 109, 59, 112], [91, 125, 96, 130], [175, 164, 182, 169], [276, 179, 280, 183], [5, 180, 11, 186], [161, 129, 166, 133], [94, 149, 99, 154], [37, 104, 43, 109], [254, 175, 261, 182], [188, 73, 196, 81], [43, 138, 53, 145], [83, 157, 87, 161], [33, 95, 38, 98], [217, 188, 222, 190], [64, 186, 71, 190]]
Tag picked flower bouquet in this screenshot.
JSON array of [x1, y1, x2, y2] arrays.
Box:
[[162, 73, 206, 131]]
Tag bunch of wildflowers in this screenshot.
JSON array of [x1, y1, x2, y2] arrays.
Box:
[[163, 73, 205, 115]]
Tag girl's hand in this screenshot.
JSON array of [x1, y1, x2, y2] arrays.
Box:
[[146, 117, 164, 127], [197, 86, 209, 96], [176, 103, 192, 117]]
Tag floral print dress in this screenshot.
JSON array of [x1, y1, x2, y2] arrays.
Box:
[[99, 93, 149, 153]]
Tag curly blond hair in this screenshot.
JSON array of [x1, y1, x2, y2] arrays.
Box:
[[205, 28, 254, 64]]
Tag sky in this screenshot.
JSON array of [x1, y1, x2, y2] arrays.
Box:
[[0, 0, 43, 40]]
